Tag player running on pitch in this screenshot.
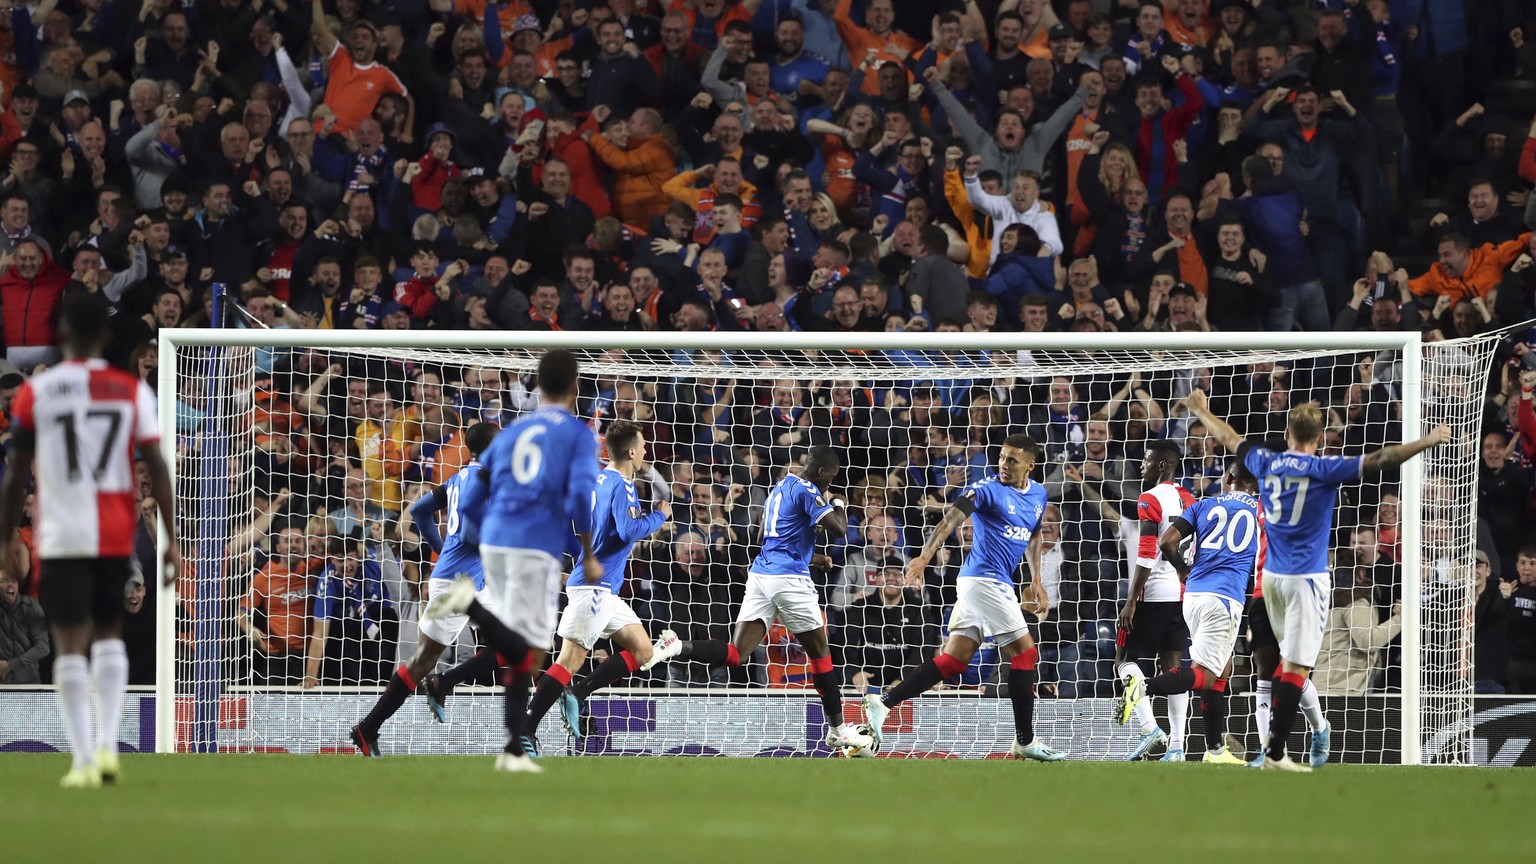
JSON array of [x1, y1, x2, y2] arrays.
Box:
[[641, 445, 874, 754], [1114, 439, 1198, 761], [1187, 389, 1449, 771], [862, 434, 1066, 761], [426, 349, 602, 774], [349, 422, 500, 756], [521, 420, 672, 753]]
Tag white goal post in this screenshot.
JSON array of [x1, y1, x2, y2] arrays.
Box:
[[155, 329, 1496, 764]]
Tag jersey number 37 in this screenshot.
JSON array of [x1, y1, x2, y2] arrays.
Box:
[[1262, 475, 1310, 526]]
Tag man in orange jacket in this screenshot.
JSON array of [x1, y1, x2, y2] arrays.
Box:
[[834, 0, 920, 96], [1403, 231, 1532, 303], [662, 158, 760, 244], [586, 106, 676, 229]]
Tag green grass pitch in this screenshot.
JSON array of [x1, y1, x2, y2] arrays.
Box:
[[2, 754, 1529, 863]]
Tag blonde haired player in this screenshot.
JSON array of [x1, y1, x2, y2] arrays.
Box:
[[1187, 391, 1449, 771]]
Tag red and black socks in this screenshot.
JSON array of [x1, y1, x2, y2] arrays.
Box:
[[1006, 649, 1039, 744], [1265, 670, 1307, 762], [883, 652, 967, 708]]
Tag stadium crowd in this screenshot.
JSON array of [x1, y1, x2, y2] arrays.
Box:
[[1, 0, 1536, 702]]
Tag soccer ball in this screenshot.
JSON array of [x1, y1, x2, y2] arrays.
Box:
[[840, 724, 880, 759]]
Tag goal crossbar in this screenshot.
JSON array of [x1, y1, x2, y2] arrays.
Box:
[[154, 328, 1486, 764]]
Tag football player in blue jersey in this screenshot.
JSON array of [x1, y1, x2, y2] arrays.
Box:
[[426, 349, 603, 774], [861, 433, 1067, 761], [642, 445, 875, 753], [1187, 389, 1448, 771], [1145, 459, 1266, 765], [348, 422, 501, 757], [520, 420, 672, 752]]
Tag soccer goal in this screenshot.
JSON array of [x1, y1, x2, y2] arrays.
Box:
[[155, 329, 1497, 764]]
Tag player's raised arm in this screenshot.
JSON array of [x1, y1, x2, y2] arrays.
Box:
[[1185, 389, 1244, 452], [906, 501, 967, 587], [1361, 424, 1452, 474], [615, 480, 670, 543], [1159, 519, 1194, 582]]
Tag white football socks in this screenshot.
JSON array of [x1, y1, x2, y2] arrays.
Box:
[[1299, 678, 1325, 731], [1117, 662, 1158, 735], [92, 639, 129, 756], [55, 654, 95, 771], [1254, 679, 1272, 749], [1167, 692, 1189, 752]]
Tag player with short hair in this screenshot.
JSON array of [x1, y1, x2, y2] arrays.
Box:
[[1114, 439, 1197, 761], [642, 445, 874, 753], [1145, 460, 1265, 765], [1, 295, 183, 788], [1232, 437, 1327, 765], [521, 420, 672, 752], [426, 349, 602, 774], [1188, 390, 1449, 771], [862, 434, 1066, 761], [348, 421, 501, 757]]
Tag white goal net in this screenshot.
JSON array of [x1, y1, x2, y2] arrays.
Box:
[[157, 331, 1497, 764]]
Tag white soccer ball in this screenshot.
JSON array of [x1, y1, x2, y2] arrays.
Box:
[[841, 723, 880, 759]]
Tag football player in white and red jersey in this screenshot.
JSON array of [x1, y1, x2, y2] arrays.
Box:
[[1113, 439, 1197, 761], [1, 295, 183, 788]]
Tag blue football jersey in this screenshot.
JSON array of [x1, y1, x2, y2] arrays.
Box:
[[957, 476, 1049, 585], [571, 467, 667, 593], [1180, 492, 1266, 604], [479, 405, 599, 557], [312, 555, 390, 627], [752, 474, 836, 576], [1241, 444, 1361, 576], [433, 461, 487, 589]]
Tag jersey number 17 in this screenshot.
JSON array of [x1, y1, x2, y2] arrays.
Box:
[[53, 408, 127, 482]]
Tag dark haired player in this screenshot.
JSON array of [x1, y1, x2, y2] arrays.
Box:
[[862, 434, 1065, 761], [349, 422, 501, 756], [520, 420, 672, 753], [643, 445, 874, 753], [1147, 460, 1265, 765], [2, 294, 183, 787], [1115, 439, 1197, 761], [426, 349, 601, 774]]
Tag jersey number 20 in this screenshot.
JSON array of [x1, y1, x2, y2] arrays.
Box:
[[1200, 507, 1258, 553]]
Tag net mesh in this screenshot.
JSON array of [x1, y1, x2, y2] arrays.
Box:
[[1417, 338, 1499, 764], [164, 334, 1497, 761]]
